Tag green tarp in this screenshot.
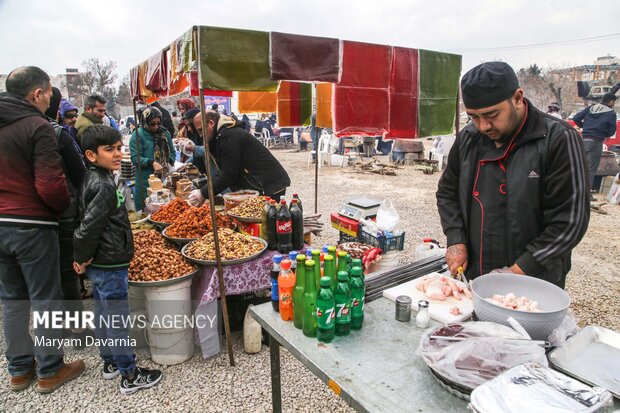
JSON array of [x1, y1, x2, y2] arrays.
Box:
[[198, 26, 278, 92], [418, 50, 462, 137]]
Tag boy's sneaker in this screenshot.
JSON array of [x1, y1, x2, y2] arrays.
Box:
[[119, 366, 162, 394], [103, 362, 120, 380]]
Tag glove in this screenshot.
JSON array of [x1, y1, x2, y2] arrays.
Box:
[[488, 266, 513, 274], [188, 189, 205, 206]]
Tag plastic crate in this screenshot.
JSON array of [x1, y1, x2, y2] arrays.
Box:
[[358, 229, 405, 252], [338, 232, 359, 244]]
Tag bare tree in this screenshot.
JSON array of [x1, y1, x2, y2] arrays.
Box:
[[76, 58, 119, 116], [115, 76, 132, 107]]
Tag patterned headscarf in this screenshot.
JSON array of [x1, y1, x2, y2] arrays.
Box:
[[140, 107, 170, 169]]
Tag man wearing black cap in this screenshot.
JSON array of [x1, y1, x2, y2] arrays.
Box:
[[436, 61, 590, 288], [181, 107, 202, 146]]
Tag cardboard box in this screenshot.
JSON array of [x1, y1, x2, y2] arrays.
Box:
[[147, 187, 170, 197], [236, 220, 263, 238], [330, 212, 359, 237]]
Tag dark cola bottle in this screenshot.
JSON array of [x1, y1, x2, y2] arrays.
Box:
[[290, 199, 304, 251], [276, 200, 293, 253], [267, 200, 278, 250], [289, 193, 303, 215]]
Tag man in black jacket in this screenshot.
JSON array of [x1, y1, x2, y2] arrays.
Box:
[[436, 62, 590, 288], [188, 111, 291, 205]]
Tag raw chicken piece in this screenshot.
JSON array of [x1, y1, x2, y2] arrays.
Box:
[[449, 306, 462, 315], [486, 293, 541, 312], [416, 275, 472, 301]]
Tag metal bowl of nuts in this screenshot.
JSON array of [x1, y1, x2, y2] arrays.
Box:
[[161, 227, 198, 247], [181, 228, 268, 266], [128, 267, 200, 287], [226, 196, 266, 223], [147, 214, 171, 229]]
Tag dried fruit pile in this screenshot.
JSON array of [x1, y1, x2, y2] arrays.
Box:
[[228, 196, 266, 220], [184, 228, 265, 262], [129, 230, 196, 282], [151, 198, 191, 223], [165, 204, 233, 239]]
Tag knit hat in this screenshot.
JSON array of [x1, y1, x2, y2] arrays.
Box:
[[182, 108, 200, 121], [461, 62, 519, 109]]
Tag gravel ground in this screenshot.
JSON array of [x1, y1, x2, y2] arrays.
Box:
[[1, 142, 618, 411]]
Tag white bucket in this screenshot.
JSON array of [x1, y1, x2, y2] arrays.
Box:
[[143, 277, 193, 321], [414, 242, 445, 261], [129, 309, 148, 349], [128, 285, 146, 312], [146, 326, 194, 366]]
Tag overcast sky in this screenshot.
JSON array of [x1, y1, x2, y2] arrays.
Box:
[[1, 0, 619, 79]]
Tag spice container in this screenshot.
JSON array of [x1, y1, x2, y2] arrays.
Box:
[[395, 295, 412, 322], [416, 300, 430, 328]]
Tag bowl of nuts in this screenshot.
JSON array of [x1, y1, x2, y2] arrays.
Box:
[[227, 196, 266, 223], [181, 228, 268, 266], [161, 227, 198, 246]]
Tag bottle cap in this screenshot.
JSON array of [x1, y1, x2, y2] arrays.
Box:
[[288, 251, 298, 260], [280, 200, 286, 205], [418, 300, 429, 308], [337, 271, 349, 281], [293, 193, 299, 197], [280, 259, 291, 270], [338, 251, 347, 257], [322, 246, 329, 253], [324, 255, 334, 262], [296, 254, 306, 262], [305, 259, 316, 267], [328, 246, 336, 252], [350, 266, 363, 276], [273, 254, 283, 264], [265, 197, 271, 201], [352, 258, 362, 266], [320, 276, 331, 288], [311, 249, 321, 256], [270, 200, 277, 205], [305, 249, 313, 258], [292, 199, 298, 204]]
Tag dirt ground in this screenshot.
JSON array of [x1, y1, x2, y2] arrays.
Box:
[[274, 142, 620, 332]]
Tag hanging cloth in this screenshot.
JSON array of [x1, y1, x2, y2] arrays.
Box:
[[276, 81, 312, 127]]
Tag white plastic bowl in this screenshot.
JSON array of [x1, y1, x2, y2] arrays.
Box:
[[471, 273, 571, 340]]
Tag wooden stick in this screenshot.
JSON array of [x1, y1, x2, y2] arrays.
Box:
[[194, 26, 235, 367]]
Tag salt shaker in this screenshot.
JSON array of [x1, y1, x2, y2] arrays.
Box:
[[395, 295, 412, 322], [416, 300, 430, 328]]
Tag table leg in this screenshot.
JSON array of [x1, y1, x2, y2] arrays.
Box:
[[269, 334, 282, 413]]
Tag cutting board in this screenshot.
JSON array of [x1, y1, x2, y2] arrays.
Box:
[[383, 272, 473, 324]]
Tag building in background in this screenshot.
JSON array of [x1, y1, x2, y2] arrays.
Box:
[[0, 68, 84, 108]]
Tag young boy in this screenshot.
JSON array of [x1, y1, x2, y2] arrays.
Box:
[[73, 125, 162, 394]]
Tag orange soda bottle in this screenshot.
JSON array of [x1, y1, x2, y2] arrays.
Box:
[[278, 259, 296, 321]]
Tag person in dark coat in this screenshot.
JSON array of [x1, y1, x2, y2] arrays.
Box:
[[437, 62, 590, 289], [187, 111, 290, 205]]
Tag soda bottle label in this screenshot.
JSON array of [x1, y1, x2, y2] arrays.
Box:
[[280, 292, 292, 305], [317, 306, 335, 328], [335, 302, 351, 323], [351, 296, 364, 317], [276, 220, 292, 234], [271, 279, 279, 301]]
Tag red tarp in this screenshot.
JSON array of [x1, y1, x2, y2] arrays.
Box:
[[333, 41, 392, 136], [270, 32, 341, 82], [386, 47, 419, 139]]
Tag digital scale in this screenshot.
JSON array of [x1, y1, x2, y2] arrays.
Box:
[[338, 196, 381, 221]]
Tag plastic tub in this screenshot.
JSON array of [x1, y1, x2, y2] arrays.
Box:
[[146, 326, 194, 366], [222, 190, 259, 212]]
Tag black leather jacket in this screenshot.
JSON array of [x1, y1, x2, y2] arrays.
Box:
[[436, 100, 590, 286], [73, 166, 134, 268]]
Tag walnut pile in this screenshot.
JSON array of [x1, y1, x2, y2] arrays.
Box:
[[129, 230, 197, 282], [151, 198, 191, 223], [184, 228, 265, 261], [228, 196, 267, 220]]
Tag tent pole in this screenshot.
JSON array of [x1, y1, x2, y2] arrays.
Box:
[[194, 26, 235, 367], [314, 84, 319, 214], [132, 98, 142, 211]]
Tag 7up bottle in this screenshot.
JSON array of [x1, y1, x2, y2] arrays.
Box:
[[334, 271, 351, 336], [302, 259, 317, 337], [349, 266, 365, 330], [316, 276, 335, 343]]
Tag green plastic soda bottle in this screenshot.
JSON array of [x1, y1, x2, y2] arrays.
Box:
[[316, 276, 336, 343], [323, 255, 336, 291], [302, 259, 318, 337], [327, 246, 337, 262], [311, 249, 321, 291], [351, 258, 364, 282], [349, 266, 365, 330], [292, 254, 306, 329], [337, 251, 348, 276], [334, 270, 351, 336]]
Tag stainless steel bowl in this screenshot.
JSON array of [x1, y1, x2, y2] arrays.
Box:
[[471, 273, 570, 340]]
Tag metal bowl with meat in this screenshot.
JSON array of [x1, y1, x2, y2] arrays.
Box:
[[471, 273, 570, 340]]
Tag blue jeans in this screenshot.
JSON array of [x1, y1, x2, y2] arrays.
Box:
[[86, 267, 136, 376], [583, 139, 604, 191], [0, 226, 64, 378]]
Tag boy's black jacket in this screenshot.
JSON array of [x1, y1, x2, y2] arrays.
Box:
[[73, 166, 134, 267]]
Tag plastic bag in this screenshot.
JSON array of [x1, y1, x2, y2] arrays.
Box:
[[419, 322, 548, 390], [548, 311, 581, 348], [470, 363, 614, 413], [376, 198, 400, 232]]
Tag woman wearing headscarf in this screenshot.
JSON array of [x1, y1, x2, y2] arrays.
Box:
[[129, 107, 176, 210]]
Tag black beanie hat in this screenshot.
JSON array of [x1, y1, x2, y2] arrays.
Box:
[[461, 61, 519, 109], [183, 108, 200, 120]]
